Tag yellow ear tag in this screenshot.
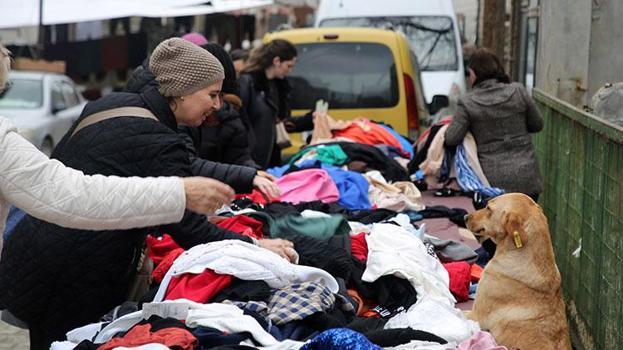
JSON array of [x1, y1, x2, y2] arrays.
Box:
[[513, 231, 523, 248]]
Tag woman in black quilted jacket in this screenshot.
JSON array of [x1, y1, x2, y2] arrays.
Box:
[[0, 38, 296, 349]]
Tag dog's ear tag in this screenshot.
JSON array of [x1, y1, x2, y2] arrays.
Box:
[[513, 231, 523, 248]]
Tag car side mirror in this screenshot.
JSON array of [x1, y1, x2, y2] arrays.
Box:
[[429, 95, 450, 115], [52, 102, 66, 114]]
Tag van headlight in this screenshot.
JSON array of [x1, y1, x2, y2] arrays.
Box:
[[17, 128, 37, 143]]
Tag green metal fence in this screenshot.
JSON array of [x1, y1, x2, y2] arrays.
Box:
[[532, 89, 623, 350]]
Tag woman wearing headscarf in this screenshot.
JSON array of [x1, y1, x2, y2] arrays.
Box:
[[0, 44, 235, 239], [0, 38, 296, 349]]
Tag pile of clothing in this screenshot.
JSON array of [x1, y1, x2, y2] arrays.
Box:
[[53, 118, 508, 350], [408, 119, 504, 198]]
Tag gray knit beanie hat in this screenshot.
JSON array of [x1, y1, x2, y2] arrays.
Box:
[[150, 38, 225, 97]]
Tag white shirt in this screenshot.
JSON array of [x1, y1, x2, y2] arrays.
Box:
[[0, 116, 186, 236], [154, 240, 339, 301], [363, 223, 455, 305]]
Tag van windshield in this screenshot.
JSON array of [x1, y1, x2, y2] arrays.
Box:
[[288, 42, 399, 110], [320, 16, 458, 72]]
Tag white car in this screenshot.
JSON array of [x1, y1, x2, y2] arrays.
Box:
[[0, 71, 86, 156]]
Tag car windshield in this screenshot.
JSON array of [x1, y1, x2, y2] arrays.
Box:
[[320, 16, 458, 71], [288, 42, 399, 110], [0, 78, 43, 109]]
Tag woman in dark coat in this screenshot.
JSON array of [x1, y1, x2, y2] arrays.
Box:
[[239, 39, 313, 168], [444, 48, 544, 199], [0, 38, 295, 349], [181, 42, 262, 169]]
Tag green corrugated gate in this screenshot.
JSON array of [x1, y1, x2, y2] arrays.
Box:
[[532, 89, 623, 350]]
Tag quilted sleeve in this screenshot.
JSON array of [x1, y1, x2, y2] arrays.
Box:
[[179, 131, 257, 193], [0, 118, 186, 230]]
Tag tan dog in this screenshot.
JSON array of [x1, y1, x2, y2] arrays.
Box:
[[465, 193, 571, 350]]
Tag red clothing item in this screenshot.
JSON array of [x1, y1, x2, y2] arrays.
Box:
[[443, 261, 471, 302], [165, 269, 233, 303], [350, 232, 369, 262], [333, 119, 405, 154], [146, 234, 182, 266], [235, 189, 280, 205], [98, 324, 196, 350], [215, 215, 265, 239], [152, 248, 184, 284], [471, 264, 484, 283]]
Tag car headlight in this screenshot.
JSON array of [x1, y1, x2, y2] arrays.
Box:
[[17, 128, 37, 143]]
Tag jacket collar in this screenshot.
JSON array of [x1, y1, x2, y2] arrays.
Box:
[[125, 59, 178, 131], [247, 70, 292, 95], [473, 78, 502, 90], [140, 87, 178, 131]]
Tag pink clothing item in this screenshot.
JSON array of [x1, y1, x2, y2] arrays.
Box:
[[181, 32, 208, 46], [276, 169, 339, 204], [458, 331, 508, 350]]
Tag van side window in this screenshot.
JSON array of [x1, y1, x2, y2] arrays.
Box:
[[289, 42, 399, 110], [320, 16, 458, 71]]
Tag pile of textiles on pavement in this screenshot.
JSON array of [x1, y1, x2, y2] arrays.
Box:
[[53, 117, 508, 350], [408, 119, 504, 200]]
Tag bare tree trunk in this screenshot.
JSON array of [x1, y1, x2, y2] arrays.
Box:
[[509, 0, 522, 81], [481, 0, 506, 61]]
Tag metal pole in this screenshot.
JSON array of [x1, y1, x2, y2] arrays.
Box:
[[37, 0, 44, 58], [475, 0, 481, 46]]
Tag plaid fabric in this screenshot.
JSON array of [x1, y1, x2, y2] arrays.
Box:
[[267, 282, 335, 325], [228, 282, 357, 325], [424, 243, 438, 259]]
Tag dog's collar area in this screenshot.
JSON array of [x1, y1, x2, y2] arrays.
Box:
[[513, 231, 523, 248]]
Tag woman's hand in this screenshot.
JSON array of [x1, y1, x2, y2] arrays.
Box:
[[182, 177, 235, 214], [257, 170, 277, 181], [253, 174, 281, 200], [258, 238, 298, 263]]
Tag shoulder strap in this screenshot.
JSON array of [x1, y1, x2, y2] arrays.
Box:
[[70, 107, 158, 139]]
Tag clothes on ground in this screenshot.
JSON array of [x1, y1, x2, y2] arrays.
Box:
[[271, 213, 350, 241], [301, 328, 382, 350], [423, 236, 478, 263], [333, 119, 408, 157], [153, 240, 339, 302], [379, 124, 413, 159], [458, 331, 509, 350], [98, 319, 197, 350], [350, 233, 368, 262], [365, 171, 425, 212], [363, 223, 454, 305], [417, 205, 469, 227], [165, 269, 233, 304], [442, 262, 472, 302], [385, 298, 480, 344], [230, 282, 336, 325], [288, 144, 348, 166], [276, 169, 339, 204], [322, 166, 371, 210]]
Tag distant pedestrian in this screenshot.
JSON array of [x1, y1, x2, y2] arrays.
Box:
[[230, 48, 249, 78], [239, 39, 314, 168]]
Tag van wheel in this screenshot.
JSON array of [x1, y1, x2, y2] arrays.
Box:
[[41, 137, 54, 157]]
